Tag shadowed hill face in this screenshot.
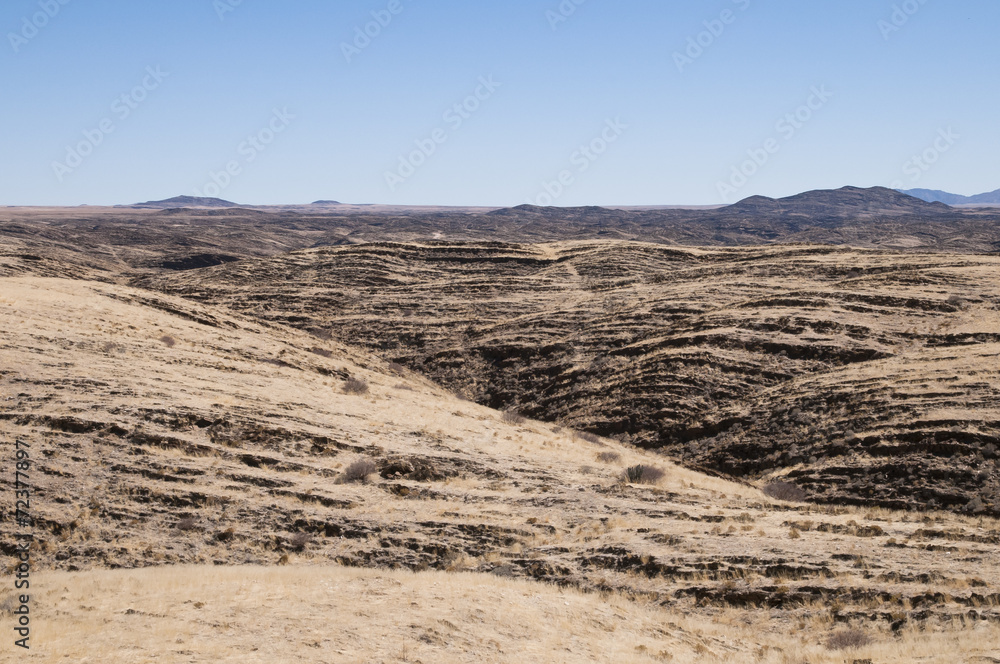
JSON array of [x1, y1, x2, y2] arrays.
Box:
[[140, 241, 1000, 516]]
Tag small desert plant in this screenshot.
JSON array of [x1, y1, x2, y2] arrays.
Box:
[[387, 362, 407, 375], [826, 628, 871, 651], [343, 377, 369, 395], [596, 451, 622, 463], [159, 335, 176, 348], [289, 532, 312, 550], [501, 410, 525, 425], [0, 594, 18, 615], [309, 347, 333, 358], [762, 481, 807, 502], [215, 527, 235, 542], [308, 328, 333, 340], [623, 464, 666, 485], [577, 431, 601, 444], [175, 517, 199, 531], [342, 458, 377, 482]]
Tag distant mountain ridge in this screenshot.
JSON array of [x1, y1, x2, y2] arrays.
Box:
[[899, 188, 1000, 206], [726, 186, 951, 218], [131, 196, 239, 209]]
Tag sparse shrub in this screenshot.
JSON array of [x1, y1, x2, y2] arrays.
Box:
[[215, 527, 235, 542], [947, 294, 964, 308], [101, 341, 124, 355], [596, 451, 622, 463], [308, 328, 333, 341], [623, 464, 666, 485], [762, 481, 807, 503], [159, 335, 176, 348], [343, 458, 377, 482], [289, 532, 312, 550], [175, 517, 199, 531], [343, 377, 369, 395], [577, 431, 601, 444], [501, 410, 525, 425], [826, 628, 871, 651], [0, 594, 18, 615], [310, 347, 333, 358], [387, 362, 407, 375]]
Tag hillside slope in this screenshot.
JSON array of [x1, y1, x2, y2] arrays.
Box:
[[3, 276, 999, 644], [139, 241, 1000, 516]]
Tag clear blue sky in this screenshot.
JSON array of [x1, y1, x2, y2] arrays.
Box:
[[1, 0, 997, 206]]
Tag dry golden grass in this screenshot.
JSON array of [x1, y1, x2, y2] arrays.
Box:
[[5, 564, 1000, 664]]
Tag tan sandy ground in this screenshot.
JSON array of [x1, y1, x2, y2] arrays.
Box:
[[4, 564, 1000, 664]]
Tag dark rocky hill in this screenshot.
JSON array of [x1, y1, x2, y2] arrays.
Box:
[[131, 195, 239, 209], [140, 241, 1000, 518]]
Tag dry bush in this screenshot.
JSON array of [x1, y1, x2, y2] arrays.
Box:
[[343, 378, 369, 395], [0, 594, 18, 615], [387, 362, 407, 375], [501, 410, 525, 425], [596, 451, 621, 463], [175, 517, 199, 532], [343, 458, 377, 482], [159, 335, 176, 348], [762, 481, 807, 502], [826, 628, 872, 651], [577, 431, 601, 444], [310, 347, 333, 358], [308, 328, 333, 340], [289, 532, 312, 550], [215, 527, 236, 542], [623, 465, 666, 485]]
